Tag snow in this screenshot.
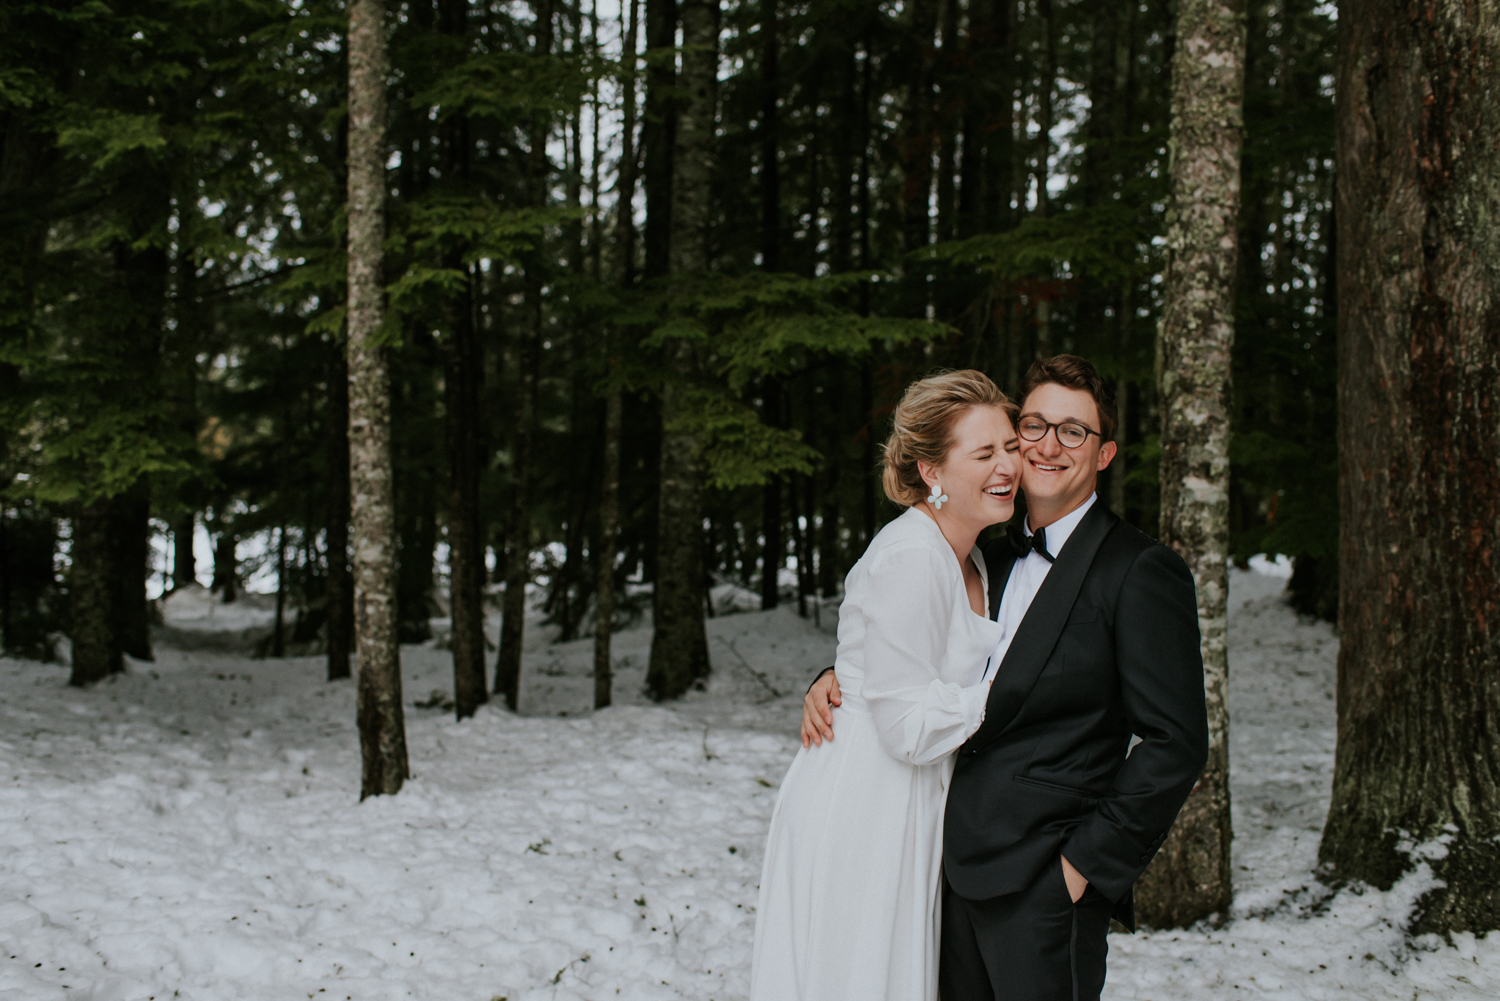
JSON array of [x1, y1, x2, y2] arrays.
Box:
[[3, 569, 1496, 1000]]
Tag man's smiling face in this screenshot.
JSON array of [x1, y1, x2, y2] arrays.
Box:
[[1017, 382, 1117, 525]]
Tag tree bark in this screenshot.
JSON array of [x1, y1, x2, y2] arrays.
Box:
[[393, 334, 438, 644], [1138, 0, 1245, 928], [762, 1, 786, 612], [642, 0, 676, 280], [446, 267, 487, 720], [1319, 0, 1500, 936], [436, 0, 486, 720], [592, 0, 639, 712], [646, 0, 716, 701], [495, 0, 555, 713], [211, 532, 238, 603], [69, 499, 120, 686], [110, 479, 153, 662], [273, 524, 287, 657], [760, 0, 780, 272], [900, 0, 938, 258], [326, 339, 353, 681], [935, 0, 959, 244], [171, 514, 195, 590], [617, 0, 641, 286], [347, 0, 408, 800], [759, 377, 782, 610], [594, 385, 623, 709]]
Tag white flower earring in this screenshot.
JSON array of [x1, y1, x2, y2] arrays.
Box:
[[926, 483, 948, 510]]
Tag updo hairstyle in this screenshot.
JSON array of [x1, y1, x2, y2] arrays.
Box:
[[881, 369, 1016, 507]]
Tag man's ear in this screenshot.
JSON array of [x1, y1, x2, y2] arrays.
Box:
[[1096, 440, 1118, 471]]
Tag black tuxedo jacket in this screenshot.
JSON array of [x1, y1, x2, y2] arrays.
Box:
[[942, 501, 1209, 928]]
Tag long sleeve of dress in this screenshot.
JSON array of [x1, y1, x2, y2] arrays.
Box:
[[858, 543, 992, 767]]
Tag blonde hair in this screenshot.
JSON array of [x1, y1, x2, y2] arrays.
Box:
[[881, 369, 1016, 507]]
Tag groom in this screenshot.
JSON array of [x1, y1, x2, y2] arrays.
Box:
[[803, 354, 1208, 1000]]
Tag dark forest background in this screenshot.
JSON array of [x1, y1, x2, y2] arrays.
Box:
[[0, 0, 1337, 670]]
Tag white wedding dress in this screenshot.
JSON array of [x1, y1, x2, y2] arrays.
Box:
[[750, 507, 1006, 1001]]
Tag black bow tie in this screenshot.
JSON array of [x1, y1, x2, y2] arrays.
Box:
[[1009, 524, 1055, 563]]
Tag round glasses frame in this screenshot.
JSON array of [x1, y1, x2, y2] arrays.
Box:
[[1017, 417, 1103, 449]]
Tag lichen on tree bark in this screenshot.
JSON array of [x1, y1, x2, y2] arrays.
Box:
[[1139, 0, 1245, 928]]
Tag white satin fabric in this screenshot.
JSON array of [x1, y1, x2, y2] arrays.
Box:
[[750, 507, 1007, 1001]]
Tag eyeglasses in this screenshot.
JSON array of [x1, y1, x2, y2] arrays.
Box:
[[1017, 416, 1103, 449]]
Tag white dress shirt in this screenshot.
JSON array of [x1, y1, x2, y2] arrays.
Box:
[[984, 492, 1098, 678]]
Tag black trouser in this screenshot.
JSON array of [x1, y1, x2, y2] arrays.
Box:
[[939, 855, 1113, 1001]]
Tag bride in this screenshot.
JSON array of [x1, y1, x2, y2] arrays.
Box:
[[750, 369, 1021, 1001]]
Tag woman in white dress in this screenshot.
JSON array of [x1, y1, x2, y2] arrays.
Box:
[[750, 369, 1022, 1001]]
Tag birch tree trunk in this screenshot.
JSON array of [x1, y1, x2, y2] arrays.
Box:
[[1319, 0, 1500, 936], [646, 0, 716, 701], [1138, 0, 1245, 928], [347, 0, 408, 800]]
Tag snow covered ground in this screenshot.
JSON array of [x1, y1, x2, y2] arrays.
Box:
[[2, 570, 1496, 1000]]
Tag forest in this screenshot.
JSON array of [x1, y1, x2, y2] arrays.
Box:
[[1, 0, 1337, 681], [2, 0, 1497, 973]]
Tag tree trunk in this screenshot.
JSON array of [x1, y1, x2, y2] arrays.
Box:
[[326, 339, 353, 681], [900, 0, 937, 258], [172, 514, 195, 590], [273, 524, 287, 657], [446, 267, 487, 720], [110, 479, 153, 662], [642, 0, 676, 280], [1138, 0, 1245, 929], [212, 532, 238, 603], [594, 0, 638, 711], [435, 0, 485, 720], [495, 0, 554, 712], [69, 499, 120, 686], [1318, 0, 1500, 936], [646, 0, 716, 702], [760, 377, 782, 610], [594, 385, 623, 709], [347, 0, 408, 800], [617, 0, 641, 286], [760, 0, 780, 272], [792, 471, 813, 618], [935, 0, 959, 244], [393, 334, 438, 644]]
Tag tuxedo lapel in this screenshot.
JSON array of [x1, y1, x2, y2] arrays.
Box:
[[968, 502, 1118, 751], [980, 537, 1018, 621]]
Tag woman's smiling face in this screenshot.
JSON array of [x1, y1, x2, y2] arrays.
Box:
[[918, 405, 1021, 530]]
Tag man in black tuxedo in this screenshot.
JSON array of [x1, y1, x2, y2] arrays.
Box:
[[802, 355, 1208, 1000]]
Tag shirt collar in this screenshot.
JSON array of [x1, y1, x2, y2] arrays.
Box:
[[1024, 492, 1097, 559]]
